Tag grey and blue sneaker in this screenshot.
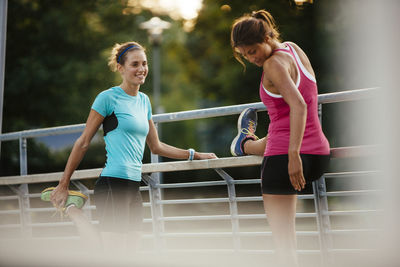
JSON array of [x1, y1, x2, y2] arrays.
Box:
[[230, 108, 259, 156]]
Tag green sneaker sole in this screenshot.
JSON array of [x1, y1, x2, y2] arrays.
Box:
[[41, 187, 88, 209]]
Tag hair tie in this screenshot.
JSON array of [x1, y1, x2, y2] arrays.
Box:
[[117, 45, 138, 63]]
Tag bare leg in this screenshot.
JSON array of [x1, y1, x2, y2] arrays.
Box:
[[243, 136, 267, 155], [66, 206, 102, 249], [263, 194, 298, 267]]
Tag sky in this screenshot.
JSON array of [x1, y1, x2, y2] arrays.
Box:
[[125, 0, 203, 20]]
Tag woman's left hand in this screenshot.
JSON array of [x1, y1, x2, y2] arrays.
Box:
[[196, 152, 218, 160], [288, 154, 305, 191]]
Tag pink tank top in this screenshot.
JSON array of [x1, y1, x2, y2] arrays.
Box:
[[259, 43, 330, 156]]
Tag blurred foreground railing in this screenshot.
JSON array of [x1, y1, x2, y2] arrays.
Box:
[[0, 87, 381, 266]]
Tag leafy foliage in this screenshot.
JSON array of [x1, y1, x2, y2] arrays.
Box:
[[1, 0, 343, 177]]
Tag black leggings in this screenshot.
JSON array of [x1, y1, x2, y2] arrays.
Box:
[[261, 154, 330, 195], [94, 176, 143, 233]]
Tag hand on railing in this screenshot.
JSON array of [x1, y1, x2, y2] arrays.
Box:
[[194, 152, 218, 160]]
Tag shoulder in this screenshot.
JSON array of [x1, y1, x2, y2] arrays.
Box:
[[96, 87, 119, 99], [138, 91, 149, 98], [138, 91, 151, 102], [263, 54, 289, 78]]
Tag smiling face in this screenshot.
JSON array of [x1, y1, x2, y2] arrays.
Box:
[[118, 49, 148, 86], [236, 42, 273, 67]]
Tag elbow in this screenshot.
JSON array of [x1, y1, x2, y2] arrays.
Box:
[[149, 143, 162, 155], [75, 136, 90, 151], [297, 100, 307, 116], [290, 100, 307, 116]]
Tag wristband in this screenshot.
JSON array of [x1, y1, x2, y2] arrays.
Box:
[[188, 148, 195, 161]]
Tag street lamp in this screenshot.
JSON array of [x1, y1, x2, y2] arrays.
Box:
[[140, 17, 171, 114]]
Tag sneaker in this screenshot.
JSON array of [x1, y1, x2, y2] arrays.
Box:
[[41, 187, 88, 210], [230, 108, 259, 156]]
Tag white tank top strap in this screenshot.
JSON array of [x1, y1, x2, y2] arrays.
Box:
[[286, 43, 316, 83], [272, 43, 300, 88]]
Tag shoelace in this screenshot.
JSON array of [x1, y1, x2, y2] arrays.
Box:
[[240, 120, 259, 140], [51, 207, 67, 219]]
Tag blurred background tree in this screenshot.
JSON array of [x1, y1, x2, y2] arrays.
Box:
[[1, 0, 367, 177]]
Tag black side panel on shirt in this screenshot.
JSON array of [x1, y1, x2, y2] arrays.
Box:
[[103, 112, 118, 136]]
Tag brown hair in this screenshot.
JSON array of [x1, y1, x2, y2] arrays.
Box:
[[231, 10, 281, 67], [107, 41, 146, 72]]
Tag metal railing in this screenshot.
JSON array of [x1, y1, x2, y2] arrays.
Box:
[[0, 87, 381, 266]]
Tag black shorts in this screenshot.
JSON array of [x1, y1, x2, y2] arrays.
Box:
[[93, 176, 143, 233], [261, 154, 330, 195]]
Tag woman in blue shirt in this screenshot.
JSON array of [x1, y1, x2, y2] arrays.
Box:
[[49, 41, 217, 253]]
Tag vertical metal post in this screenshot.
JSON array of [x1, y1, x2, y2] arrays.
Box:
[[19, 137, 27, 175], [0, 0, 7, 157], [152, 44, 163, 182], [215, 168, 241, 250], [19, 137, 32, 238], [312, 178, 333, 266], [313, 104, 333, 266], [148, 122, 165, 251]]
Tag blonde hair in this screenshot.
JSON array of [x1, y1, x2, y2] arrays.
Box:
[[107, 41, 145, 72], [231, 10, 281, 68]]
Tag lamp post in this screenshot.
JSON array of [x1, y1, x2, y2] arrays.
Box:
[[140, 17, 170, 188], [140, 17, 171, 114]]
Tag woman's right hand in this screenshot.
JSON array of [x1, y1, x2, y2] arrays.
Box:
[[50, 184, 69, 209]]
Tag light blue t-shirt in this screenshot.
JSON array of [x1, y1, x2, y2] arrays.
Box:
[[91, 86, 152, 181]]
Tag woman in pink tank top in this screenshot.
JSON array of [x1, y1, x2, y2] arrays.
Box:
[[230, 10, 330, 266]]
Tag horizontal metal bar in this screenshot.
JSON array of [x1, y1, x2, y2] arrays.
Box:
[[0, 153, 374, 185], [324, 170, 380, 178], [233, 179, 261, 185], [328, 229, 381, 234], [237, 213, 317, 219], [26, 206, 96, 213], [0, 88, 379, 142], [0, 123, 87, 141], [328, 248, 377, 253], [159, 231, 319, 238], [160, 215, 231, 221], [158, 198, 229, 205], [158, 180, 227, 189], [325, 209, 382, 216], [0, 209, 20, 215], [158, 212, 317, 222], [158, 196, 315, 205], [0, 195, 19, 200], [323, 189, 383, 197], [153, 88, 379, 123], [236, 194, 315, 202], [29, 221, 99, 227]]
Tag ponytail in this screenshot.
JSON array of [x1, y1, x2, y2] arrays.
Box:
[[251, 10, 280, 40]]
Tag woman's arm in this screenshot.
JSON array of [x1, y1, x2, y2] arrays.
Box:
[[264, 56, 307, 191], [146, 119, 217, 160], [50, 109, 104, 208]]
